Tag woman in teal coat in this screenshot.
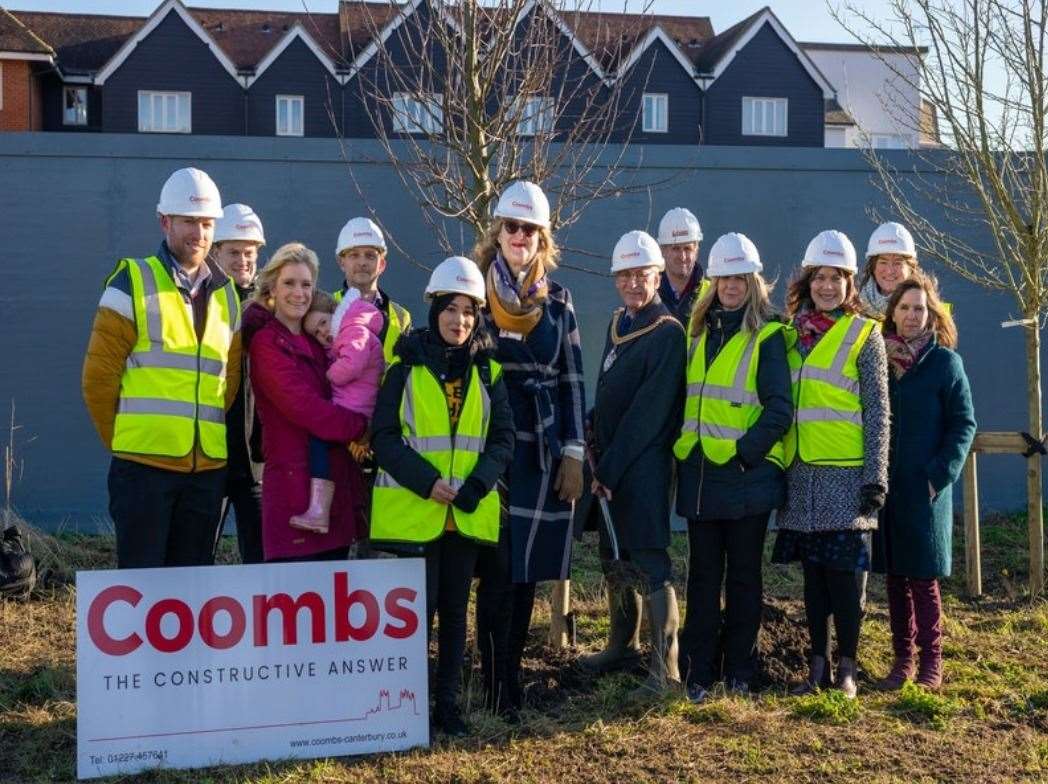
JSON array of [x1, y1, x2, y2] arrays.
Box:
[[873, 274, 976, 691]]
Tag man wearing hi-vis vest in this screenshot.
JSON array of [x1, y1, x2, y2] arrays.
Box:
[[82, 168, 242, 569], [332, 217, 412, 365]]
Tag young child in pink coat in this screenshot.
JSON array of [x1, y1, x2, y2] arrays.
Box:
[[295, 289, 386, 533]]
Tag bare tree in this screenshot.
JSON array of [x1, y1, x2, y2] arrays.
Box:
[[832, 0, 1047, 593], [339, 0, 673, 265]]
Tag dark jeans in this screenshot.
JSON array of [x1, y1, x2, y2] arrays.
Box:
[[308, 437, 331, 480], [802, 562, 865, 660], [598, 546, 672, 593], [222, 475, 263, 564], [679, 513, 769, 688], [418, 532, 480, 708], [475, 528, 536, 702], [108, 457, 226, 568]]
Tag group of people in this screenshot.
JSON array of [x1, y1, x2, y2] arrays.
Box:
[[82, 167, 977, 737]]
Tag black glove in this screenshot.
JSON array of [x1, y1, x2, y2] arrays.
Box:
[[858, 483, 886, 516], [452, 478, 487, 514]]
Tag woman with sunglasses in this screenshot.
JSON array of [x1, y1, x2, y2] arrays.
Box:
[[472, 180, 586, 717]]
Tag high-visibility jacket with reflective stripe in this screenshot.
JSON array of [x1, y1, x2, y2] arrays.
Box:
[[682, 278, 712, 335], [371, 359, 502, 544], [785, 313, 876, 467], [111, 256, 240, 459], [333, 289, 410, 365], [673, 321, 787, 468]]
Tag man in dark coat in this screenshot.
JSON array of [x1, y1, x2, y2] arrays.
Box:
[[657, 207, 707, 326], [574, 230, 686, 698]]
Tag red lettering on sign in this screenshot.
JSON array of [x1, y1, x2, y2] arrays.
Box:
[[145, 599, 195, 653], [252, 591, 326, 646], [87, 585, 144, 656], [383, 587, 419, 639], [335, 572, 380, 642], [198, 596, 247, 650]]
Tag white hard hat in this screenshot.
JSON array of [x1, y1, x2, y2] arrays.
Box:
[[425, 256, 487, 306], [611, 230, 664, 273], [707, 232, 762, 277], [802, 229, 858, 273], [156, 167, 223, 218], [214, 203, 265, 245], [866, 221, 916, 260], [493, 180, 551, 229], [336, 217, 387, 255], [657, 207, 703, 245]]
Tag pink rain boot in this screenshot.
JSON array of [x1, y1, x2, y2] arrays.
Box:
[[289, 479, 335, 534]]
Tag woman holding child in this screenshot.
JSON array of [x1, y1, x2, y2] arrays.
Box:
[[247, 243, 370, 562]]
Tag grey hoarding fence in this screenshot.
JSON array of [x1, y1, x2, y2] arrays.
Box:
[[0, 133, 1044, 536]]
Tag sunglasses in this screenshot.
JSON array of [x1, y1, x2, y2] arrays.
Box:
[[502, 220, 539, 238]]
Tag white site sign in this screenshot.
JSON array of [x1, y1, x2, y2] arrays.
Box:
[[76, 559, 428, 779]]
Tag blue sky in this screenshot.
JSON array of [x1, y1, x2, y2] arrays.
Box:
[[13, 0, 890, 44]]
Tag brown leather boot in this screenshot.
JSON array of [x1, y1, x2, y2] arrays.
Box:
[[913, 578, 944, 690], [288, 479, 335, 534]]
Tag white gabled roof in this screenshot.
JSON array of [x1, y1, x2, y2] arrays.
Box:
[[702, 8, 836, 100], [247, 22, 340, 87], [346, 0, 427, 76], [94, 0, 241, 86], [616, 25, 696, 82]]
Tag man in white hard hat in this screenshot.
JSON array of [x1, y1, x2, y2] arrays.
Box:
[[578, 230, 686, 699], [657, 208, 709, 325], [83, 167, 242, 569], [333, 217, 412, 365], [211, 203, 266, 564]]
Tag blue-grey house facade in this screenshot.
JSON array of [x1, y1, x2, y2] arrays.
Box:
[[5, 0, 843, 146]]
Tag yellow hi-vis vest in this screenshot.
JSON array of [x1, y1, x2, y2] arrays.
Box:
[[673, 321, 787, 468], [370, 359, 502, 544], [784, 313, 876, 467], [111, 256, 240, 459], [333, 288, 411, 365], [683, 278, 712, 335]]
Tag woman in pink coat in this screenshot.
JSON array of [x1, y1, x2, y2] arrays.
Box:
[[248, 243, 368, 562]]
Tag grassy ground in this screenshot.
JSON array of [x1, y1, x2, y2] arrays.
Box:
[[1, 515, 1047, 783]]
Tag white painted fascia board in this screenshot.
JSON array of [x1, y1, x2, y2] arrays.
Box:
[[59, 72, 94, 84], [514, 0, 610, 85], [95, 0, 241, 86], [345, 0, 426, 77], [615, 25, 695, 82], [0, 51, 53, 62], [707, 9, 836, 100], [247, 23, 339, 87]]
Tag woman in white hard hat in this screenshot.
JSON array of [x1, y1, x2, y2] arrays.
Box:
[[574, 230, 686, 699], [873, 275, 974, 691], [471, 180, 586, 715], [370, 257, 515, 737], [772, 230, 890, 699], [673, 233, 794, 702], [859, 221, 922, 315], [212, 204, 267, 564], [247, 244, 369, 563]]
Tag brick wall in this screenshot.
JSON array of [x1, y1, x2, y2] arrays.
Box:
[[0, 59, 43, 131]]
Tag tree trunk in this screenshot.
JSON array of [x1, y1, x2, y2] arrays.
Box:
[[1024, 319, 1045, 596]]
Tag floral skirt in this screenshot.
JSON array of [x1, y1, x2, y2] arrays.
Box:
[[771, 529, 872, 572]]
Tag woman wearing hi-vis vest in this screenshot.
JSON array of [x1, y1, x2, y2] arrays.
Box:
[[673, 233, 794, 703], [873, 275, 975, 691], [574, 231, 686, 700], [773, 230, 890, 700], [370, 257, 514, 737]]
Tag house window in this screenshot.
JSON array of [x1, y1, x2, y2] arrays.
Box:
[[276, 95, 304, 136], [63, 87, 88, 126], [742, 97, 788, 137], [138, 91, 191, 133], [642, 93, 668, 133], [517, 96, 555, 136], [391, 93, 443, 134], [870, 133, 908, 149]]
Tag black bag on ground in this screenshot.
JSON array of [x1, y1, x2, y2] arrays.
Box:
[[1, 525, 36, 598]]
